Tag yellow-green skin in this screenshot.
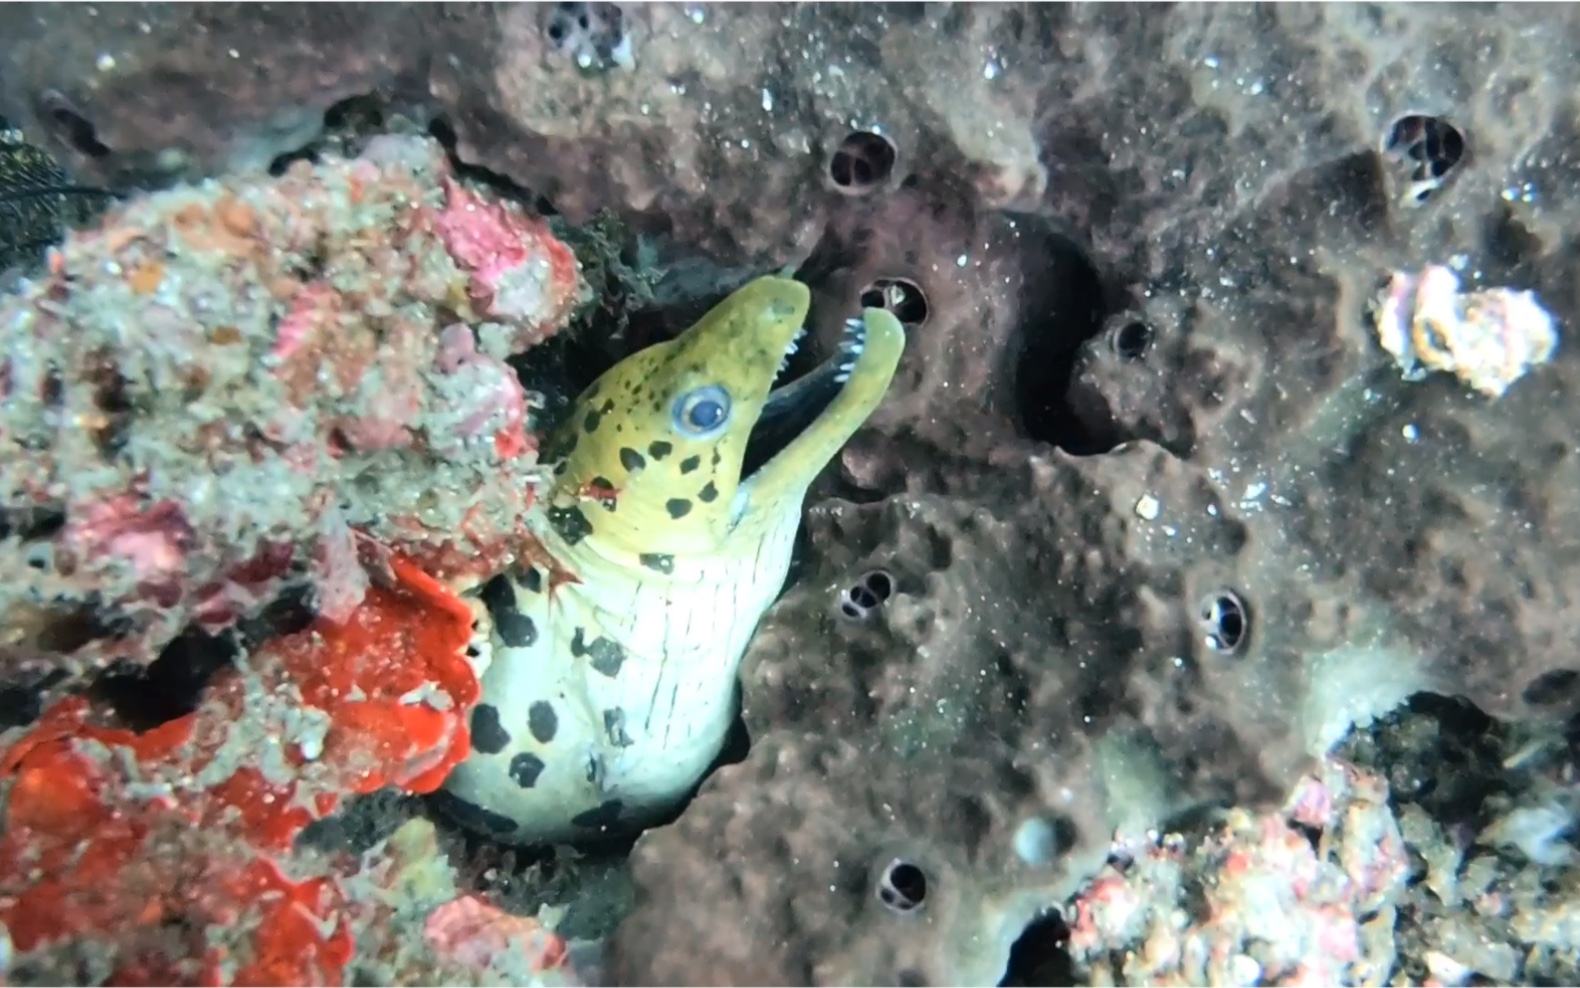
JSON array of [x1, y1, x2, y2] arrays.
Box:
[[440, 276, 905, 844]]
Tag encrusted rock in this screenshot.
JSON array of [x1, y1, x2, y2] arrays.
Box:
[[6, 4, 1580, 985]]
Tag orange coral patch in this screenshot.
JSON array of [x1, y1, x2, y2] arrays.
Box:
[[0, 555, 478, 984]]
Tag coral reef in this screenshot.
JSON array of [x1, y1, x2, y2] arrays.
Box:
[[1061, 759, 1410, 986], [4, 3, 1580, 987], [0, 556, 600, 986], [0, 132, 583, 687], [0, 558, 468, 983]]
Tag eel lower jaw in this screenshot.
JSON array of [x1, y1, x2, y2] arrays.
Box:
[[739, 315, 869, 483], [728, 307, 903, 532]]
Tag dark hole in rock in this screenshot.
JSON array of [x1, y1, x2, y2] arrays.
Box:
[[40, 361, 65, 407], [1381, 113, 1466, 205], [1522, 668, 1580, 708], [1109, 315, 1154, 361], [268, 146, 320, 176], [877, 859, 928, 912], [35, 603, 128, 654], [429, 115, 460, 150], [323, 93, 385, 133], [23, 542, 54, 571], [426, 116, 558, 216], [0, 677, 52, 731], [712, 704, 752, 769], [270, 93, 388, 177], [1336, 692, 1505, 841], [1007, 215, 1110, 454], [840, 570, 894, 620], [84, 353, 133, 456], [38, 89, 112, 159], [235, 583, 318, 644], [0, 506, 65, 542], [544, 2, 628, 71], [859, 277, 930, 328], [1198, 589, 1248, 654], [829, 131, 897, 193], [91, 628, 237, 731], [999, 909, 1076, 987], [1290, 818, 1324, 852], [296, 788, 422, 857], [89, 585, 312, 731], [862, 569, 894, 602]]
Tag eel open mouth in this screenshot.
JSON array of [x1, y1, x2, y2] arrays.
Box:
[[741, 316, 868, 480]]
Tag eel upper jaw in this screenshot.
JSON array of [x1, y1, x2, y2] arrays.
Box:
[[731, 308, 905, 530]]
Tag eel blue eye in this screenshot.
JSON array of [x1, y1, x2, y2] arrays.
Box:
[[672, 385, 731, 436]]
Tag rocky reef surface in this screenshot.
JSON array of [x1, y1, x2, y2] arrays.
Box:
[[2, 3, 1579, 986]]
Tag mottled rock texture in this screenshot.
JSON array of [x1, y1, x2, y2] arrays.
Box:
[[5, 2, 1580, 985]]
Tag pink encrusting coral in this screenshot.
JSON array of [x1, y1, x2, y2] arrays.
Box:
[[436, 176, 582, 347], [431, 322, 537, 461], [0, 134, 588, 684], [1064, 759, 1412, 986]]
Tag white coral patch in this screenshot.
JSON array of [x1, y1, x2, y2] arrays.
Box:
[[1372, 264, 1558, 398]]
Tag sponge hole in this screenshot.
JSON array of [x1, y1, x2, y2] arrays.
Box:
[[859, 277, 930, 329], [1381, 113, 1466, 205], [543, 2, 630, 71], [838, 569, 895, 621], [829, 131, 896, 194], [876, 858, 928, 913], [1107, 312, 1155, 361], [1197, 589, 1249, 654]]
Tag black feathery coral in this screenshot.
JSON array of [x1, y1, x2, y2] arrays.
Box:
[[0, 122, 116, 271]]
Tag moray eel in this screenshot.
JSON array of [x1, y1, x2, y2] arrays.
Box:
[[439, 276, 905, 844]]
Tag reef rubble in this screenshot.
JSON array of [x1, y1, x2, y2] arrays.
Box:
[[0, 132, 582, 688]]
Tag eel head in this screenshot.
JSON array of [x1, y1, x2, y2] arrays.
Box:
[[540, 275, 904, 561]]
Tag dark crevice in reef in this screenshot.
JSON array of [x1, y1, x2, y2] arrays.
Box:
[[90, 584, 314, 732], [37, 89, 113, 160], [296, 788, 424, 857], [1000, 909, 1077, 987], [1004, 216, 1112, 455], [267, 93, 391, 176], [427, 114, 559, 216], [0, 669, 66, 732], [91, 630, 236, 731]]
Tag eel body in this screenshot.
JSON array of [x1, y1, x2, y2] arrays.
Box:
[[439, 276, 905, 844]]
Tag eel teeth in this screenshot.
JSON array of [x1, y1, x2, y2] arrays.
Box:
[[839, 316, 867, 351], [833, 316, 866, 382], [776, 325, 809, 379]]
